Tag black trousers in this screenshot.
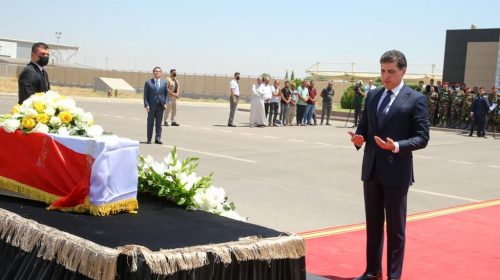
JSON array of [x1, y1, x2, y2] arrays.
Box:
[[296, 104, 306, 125], [264, 102, 270, 118], [147, 106, 164, 142], [470, 114, 486, 136], [363, 175, 409, 279], [354, 103, 362, 126]]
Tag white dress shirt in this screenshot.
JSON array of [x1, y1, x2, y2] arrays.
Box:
[[261, 84, 273, 101], [230, 79, 240, 96]]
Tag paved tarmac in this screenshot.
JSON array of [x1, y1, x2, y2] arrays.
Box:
[[1, 93, 499, 234]]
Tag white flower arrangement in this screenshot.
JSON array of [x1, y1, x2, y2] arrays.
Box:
[[0, 91, 103, 138], [138, 147, 246, 221]]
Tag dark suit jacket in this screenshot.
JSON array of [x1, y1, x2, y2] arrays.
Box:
[[143, 78, 168, 110], [18, 62, 50, 104], [355, 85, 430, 187], [471, 96, 490, 117]]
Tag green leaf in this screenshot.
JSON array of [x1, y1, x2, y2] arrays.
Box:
[[177, 197, 186, 205]]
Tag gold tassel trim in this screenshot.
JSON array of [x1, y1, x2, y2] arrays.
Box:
[[119, 234, 305, 276], [1, 176, 138, 216], [0, 208, 119, 280], [0, 176, 60, 204], [48, 197, 139, 216], [89, 198, 139, 216]]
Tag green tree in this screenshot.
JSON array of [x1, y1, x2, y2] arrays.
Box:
[[260, 73, 271, 80], [285, 70, 289, 80], [290, 70, 295, 81], [293, 79, 303, 88], [340, 85, 356, 109]]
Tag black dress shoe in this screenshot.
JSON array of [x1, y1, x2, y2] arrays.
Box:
[[164, 122, 169, 126], [353, 271, 382, 280], [154, 140, 163, 144], [171, 122, 180, 126], [228, 123, 236, 127], [146, 141, 151, 144]]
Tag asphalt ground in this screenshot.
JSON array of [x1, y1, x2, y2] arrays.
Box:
[[1, 93, 500, 234]]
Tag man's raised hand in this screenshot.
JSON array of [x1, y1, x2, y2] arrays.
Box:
[[374, 136, 395, 151], [348, 131, 365, 147]]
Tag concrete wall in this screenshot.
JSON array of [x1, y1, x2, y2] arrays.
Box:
[[464, 42, 499, 88], [0, 62, 352, 103]]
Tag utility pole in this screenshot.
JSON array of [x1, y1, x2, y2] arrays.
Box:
[[55, 32, 62, 44], [53, 32, 62, 64]]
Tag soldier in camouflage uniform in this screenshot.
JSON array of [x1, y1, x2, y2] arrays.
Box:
[[487, 86, 498, 132], [451, 83, 464, 128], [438, 82, 453, 127], [462, 87, 474, 129], [428, 86, 440, 126]]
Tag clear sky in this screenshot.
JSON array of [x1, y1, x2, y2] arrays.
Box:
[[1, 0, 499, 77]]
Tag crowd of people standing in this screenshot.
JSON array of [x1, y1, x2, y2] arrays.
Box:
[[242, 76, 335, 127]]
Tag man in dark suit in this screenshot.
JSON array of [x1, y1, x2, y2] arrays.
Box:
[[144, 67, 168, 144], [18, 42, 51, 104], [469, 86, 491, 138], [348, 50, 430, 280]]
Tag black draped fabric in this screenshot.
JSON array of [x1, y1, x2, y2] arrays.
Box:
[[0, 194, 306, 280], [116, 254, 305, 280], [0, 240, 90, 280]]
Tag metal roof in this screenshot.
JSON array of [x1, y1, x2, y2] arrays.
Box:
[[0, 37, 80, 51]]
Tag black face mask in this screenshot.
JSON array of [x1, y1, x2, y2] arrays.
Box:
[[37, 56, 49, 67]]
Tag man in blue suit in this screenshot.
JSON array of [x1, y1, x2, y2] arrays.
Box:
[[348, 50, 430, 280], [144, 67, 168, 144], [469, 87, 491, 138]]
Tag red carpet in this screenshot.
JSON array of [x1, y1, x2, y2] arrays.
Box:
[[301, 200, 500, 280]]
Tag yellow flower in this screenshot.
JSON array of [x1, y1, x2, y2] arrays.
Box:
[[36, 113, 50, 124], [35, 92, 45, 96], [33, 101, 46, 113], [10, 104, 20, 114], [21, 116, 37, 129], [58, 111, 73, 124]]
